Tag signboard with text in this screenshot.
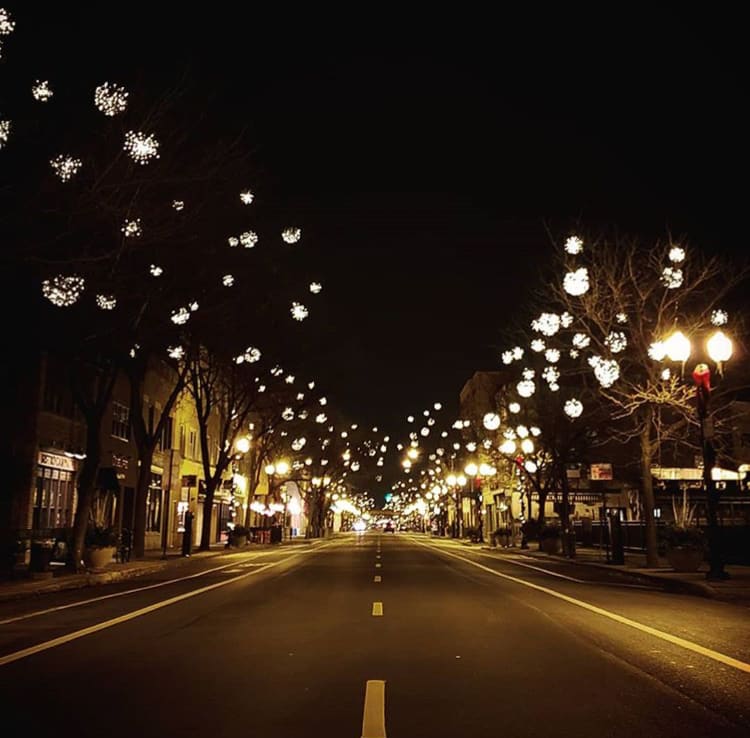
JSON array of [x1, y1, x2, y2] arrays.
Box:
[[589, 463, 613, 481]]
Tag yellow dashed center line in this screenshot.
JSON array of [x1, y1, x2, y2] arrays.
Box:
[[372, 602, 383, 616]]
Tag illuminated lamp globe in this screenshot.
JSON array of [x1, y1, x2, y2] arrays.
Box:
[[508, 402, 521, 414], [479, 463, 496, 477], [707, 330, 732, 363], [524, 460, 538, 473], [265, 464, 276, 475], [464, 462, 479, 477], [446, 474, 457, 486], [521, 439, 535, 454], [457, 475, 467, 486], [483, 412, 501, 430], [499, 439, 516, 455], [276, 460, 290, 475], [664, 330, 691, 363], [234, 437, 251, 454]]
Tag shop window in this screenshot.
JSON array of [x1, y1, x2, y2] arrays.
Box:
[[33, 467, 75, 529], [112, 402, 130, 441], [146, 473, 162, 532]]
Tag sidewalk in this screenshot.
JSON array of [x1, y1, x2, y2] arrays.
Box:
[[441, 536, 750, 605], [0, 538, 319, 603]]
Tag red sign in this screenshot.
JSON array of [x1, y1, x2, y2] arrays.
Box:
[[590, 463, 613, 481]]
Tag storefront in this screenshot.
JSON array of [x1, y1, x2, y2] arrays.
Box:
[[33, 450, 78, 530]]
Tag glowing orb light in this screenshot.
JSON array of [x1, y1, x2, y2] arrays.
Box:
[[228, 236, 239, 247], [564, 236, 583, 255], [121, 218, 141, 238], [42, 275, 84, 307], [172, 200, 184, 211], [545, 348, 560, 363], [309, 282, 322, 294], [572, 333, 590, 349], [50, 155, 82, 181], [661, 267, 683, 289], [648, 341, 666, 361], [282, 408, 295, 421], [616, 313, 628, 324], [240, 190, 254, 205], [171, 307, 191, 325], [32, 80, 53, 102], [124, 131, 160, 165], [282, 227, 301, 244], [150, 264, 163, 277], [94, 82, 128, 116], [517, 380, 535, 398], [588, 356, 620, 387], [532, 313, 561, 336], [711, 309, 728, 326], [531, 339, 545, 352], [95, 294, 116, 310], [508, 402, 521, 414], [291, 302, 309, 321], [605, 331, 627, 353], [668, 246, 686, 263], [222, 274, 234, 287], [167, 346, 184, 360], [563, 268, 590, 296], [564, 398, 583, 418], [0, 120, 9, 148], [240, 231, 258, 248]]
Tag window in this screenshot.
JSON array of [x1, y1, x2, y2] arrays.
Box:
[[179, 424, 186, 455], [158, 416, 173, 452], [188, 429, 197, 460], [42, 368, 74, 417], [111, 402, 130, 440], [33, 467, 75, 529], [146, 473, 162, 532]]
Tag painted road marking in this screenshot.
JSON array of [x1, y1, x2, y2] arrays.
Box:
[[374, 576, 382, 582], [0, 547, 322, 667], [416, 539, 750, 675], [361, 680, 387, 738], [375, 563, 382, 568], [372, 602, 383, 616], [376, 555, 381, 559], [0, 546, 326, 627]]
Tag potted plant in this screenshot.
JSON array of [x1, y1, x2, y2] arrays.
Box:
[[492, 526, 512, 548], [539, 523, 562, 555], [84, 525, 118, 570], [663, 488, 704, 572], [228, 524, 249, 548], [663, 524, 705, 572]]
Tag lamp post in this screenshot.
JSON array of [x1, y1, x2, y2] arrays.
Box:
[[445, 473, 467, 538], [662, 328, 733, 581]]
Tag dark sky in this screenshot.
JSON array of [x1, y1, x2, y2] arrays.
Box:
[[8, 6, 748, 435]]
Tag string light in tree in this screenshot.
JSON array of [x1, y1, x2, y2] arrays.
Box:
[[282, 407, 295, 421], [0, 119, 10, 148], [32, 80, 53, 102], [240, 190, 254, 205], [564, 235, 583, 255], [171, 307, 191, 325], [130, 344, 139, 358], [661, 267, 683, 289], [149, 264, 163, 277], [309, 282, 322, 294], [517, 379, 535, 398], [124, 130, 160, 165], [95, 294, 116, 310], [616, 312, 628, 324], [661, 368, 671, 380], [570, 349, 580, 359], [240, 231, 258, 248], [648, 341, 666, 361], [222, 274, 234, 287], [228, 236, 239, 247], [291, 302, 309, 321], [564, 398, 583, 418], [544, 348, 560, 363], [588, 356, 620, 388], [42, 275, 85, 307], [291, 437, 306, 451], [167, 346, 184, 360], [282, 227, 301, 244], [711, 309, 728, 326], [50, 154, 82, 182], [316, 413, 327, 424], [572, 332, 590, 349], [121, 218, 141, 238], [0, 8, 15, 34], [235, 346, 261, 364], [94, 82, 128, 116], [172, 200, 184, 211], [501, 351, 513, 364], [668, 246, 686, 263], [532, 313, 561, 336], [508, 402, 521, 414], [563, 267, 590, 296], [605, 331, 627, 353], [531, 339, 545, 352]]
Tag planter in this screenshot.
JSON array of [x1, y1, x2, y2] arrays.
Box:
[[540, 537, 561, 555], [84, 546, 116, 570], [229, 534, 248, 548], [666, 546, 703, 572]]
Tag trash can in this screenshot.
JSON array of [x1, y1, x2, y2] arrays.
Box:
[[30, 539, 55, 572]]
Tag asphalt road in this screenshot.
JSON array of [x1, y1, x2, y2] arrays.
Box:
[[1, 533, 749, 738]]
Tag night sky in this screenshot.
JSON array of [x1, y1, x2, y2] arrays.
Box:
[[8, 6, 747, 435]]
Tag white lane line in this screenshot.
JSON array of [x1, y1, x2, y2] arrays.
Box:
[[376, 554, 381, 559], [415, 539, 750, 675], [0, 547, 325, 627], [375, 563, 382, 568], [0, 549, 315, 667], [361, 680, 387, 738], [372, 602, 383, 616], [374, 576, 382, 583]]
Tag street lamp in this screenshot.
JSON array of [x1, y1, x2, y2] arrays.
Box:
[[663, 328, 733, 580]]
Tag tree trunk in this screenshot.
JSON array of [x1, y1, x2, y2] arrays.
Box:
[[199, 476, 218, 551], [132, 445, 154, 558], [639, 412, 659, 568], [70, 422, 102, 571]]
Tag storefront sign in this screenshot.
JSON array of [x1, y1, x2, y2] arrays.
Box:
[[38, 451, 75, 472], [590, 463, 613, 481]]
